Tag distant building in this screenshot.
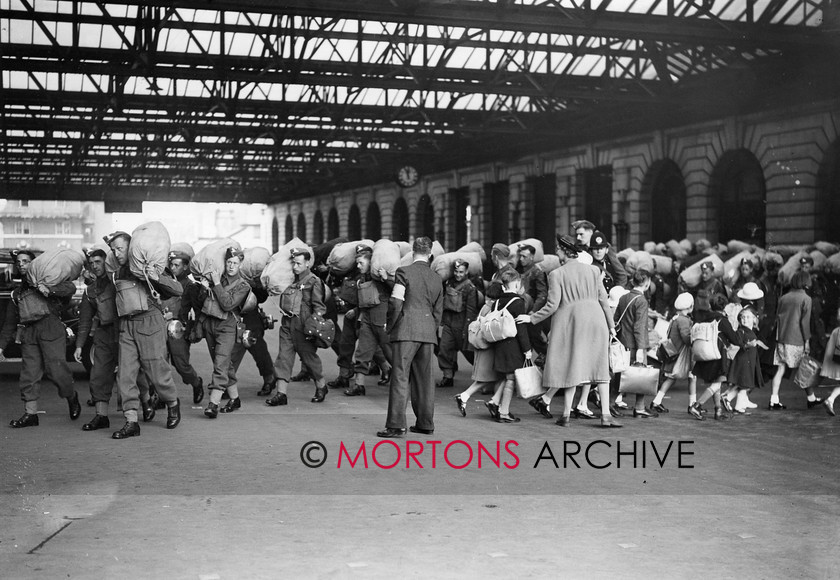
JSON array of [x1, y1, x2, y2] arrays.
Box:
[[0, 200, 111, 252]]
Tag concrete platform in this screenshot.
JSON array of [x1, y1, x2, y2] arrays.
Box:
[[2, 305, 839, 578]]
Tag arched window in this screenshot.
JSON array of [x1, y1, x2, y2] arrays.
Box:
[[643, 159, 687, 242], [416, 194, 434, 239], [296, 213, 307, 243], [348, 204, 362, 239], [392, 197, 410, 241], [366, 201, 381, 239], [710, 149, 766, 246], [328, 207, 340, 240], [817, 140, 840, 242], [271, 216, 279, 253], [313, 210, 324, 245], [284, 214, 293, 243]]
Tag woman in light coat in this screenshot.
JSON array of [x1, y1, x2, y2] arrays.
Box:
[[517, 234, 621, 428]]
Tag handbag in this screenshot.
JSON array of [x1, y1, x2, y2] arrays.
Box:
[[609, 337, 631, 373], [793, 355, 821, 389], [514, 359, 545, 399], [481, 297, 519, 343], [619, 364, 659, 396]]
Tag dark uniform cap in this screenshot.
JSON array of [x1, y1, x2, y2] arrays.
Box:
[[589, 231, 609, 250], [355, 244, 373, 257], [169, 251, 192, 263], [104, 231, 131, 245], [800, 255, 814, 266], [224, 247, 244, 261], [289, 247, 310, 259], [11, 249, 37, 260], [700, 261, 714, 271], [452, 258, 468, 269], [555, 234, 578, 255]]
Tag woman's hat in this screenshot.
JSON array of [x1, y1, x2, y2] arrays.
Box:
[[737, 281, 765, 301], [555, 234, 578, 255], [608, 286, 629, 309], [674, 292, 694, 311]]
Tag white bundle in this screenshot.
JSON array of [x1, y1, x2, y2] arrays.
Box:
[[617, 247, 635, 263], [240, 247, 272, 285], [537, 254, 561, 274], [431, 252, 483, 281], [26, 247, 85, 287], [722, 251, 755, 287], [457, 241, 487, 262], [395, 241, 412, 258], [261, 237, 310, 295], [643, 241, 657, 254], [650, 255, 674, 276], [778, 251, 809, 286], [727, 239, 752, 254], [327, 239, 375, 275], [507, 238, 544, 266], [626, 251, 654, 276], [679, 254, 724, 288], [128, 221, 171, 280], [666, 240, 688, 261], [191, 238, 242, 279], [371, 239, 402, 282], [815, 241, 840, 257], [810, 250, 828, 271]]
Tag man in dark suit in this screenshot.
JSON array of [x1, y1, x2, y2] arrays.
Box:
[[377, 237, 443, 438]]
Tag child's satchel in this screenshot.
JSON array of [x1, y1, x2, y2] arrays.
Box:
[[17, 288, 52, 323]]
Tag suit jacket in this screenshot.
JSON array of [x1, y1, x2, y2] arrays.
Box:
[[387, 259, 443, 343]]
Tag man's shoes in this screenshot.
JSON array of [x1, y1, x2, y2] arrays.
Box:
[[326, 376, 349, 390], [266, 393, 288, 406], [192, 378, 205, 405], [497, 413, 520, 424], [485, 400, 500, 420], [68, 392, 82, 421], [82, 414, 110, 431], [721, 396, 734, 414], [141, 399, 155, 422], [112, 421, 140, 439], [529, 397, 552, 419], [220, 397, 241, 413], [573, 408, 596, 419], [768, 402, 787, 410], [409, 425, 434, 434], [10, 413, 39, 428], [166, 399, 181, 429], [650, 402, 669, 414], [633, 409, 658, 418], [556, 416, 570, 427], [807, 398, 824, 409], [824, 399, 836, 417], [600, 417, 623, 428], [290, 369, 313, 382], [609, 404, 625, 418], [204, 402, 219, 419], [377, 370, 391, 386], [257, 379, 275, 397], [311, 386, 328, 403], [436, 377, 454, 388], [688, 402, 705, 421], [454, 395, 467, 417], [344, 384, 365, 396], [376, 427, 406, 438]]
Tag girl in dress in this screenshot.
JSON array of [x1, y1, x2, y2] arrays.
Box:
[[727, 306, 768, 414], [820, 306, 840, 416]]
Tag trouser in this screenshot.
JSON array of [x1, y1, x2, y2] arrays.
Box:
[[167, 334, 201, 388], [88, 323, 119, 403], [335, 315, 359, 378], [274, 319, 324, 382], [203, 315, 238, 392], [117, 310, 178, 413], [19, 315, 74, 402], [385, 341, 435, 431], [231, 309, 275, 379], [354, 318, 392, 373], [437, 324, 474, 376]]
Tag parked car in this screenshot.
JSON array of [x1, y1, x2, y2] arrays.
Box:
[[0, 248, 92, 375]]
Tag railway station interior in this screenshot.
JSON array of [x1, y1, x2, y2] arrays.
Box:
[[1, 1, 840, 578]]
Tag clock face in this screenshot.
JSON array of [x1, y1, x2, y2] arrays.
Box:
[[397, 165, 419, 187]]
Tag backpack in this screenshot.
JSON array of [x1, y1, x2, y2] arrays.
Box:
[[481, 297, 519, 343], [690, 318, 721, 361]]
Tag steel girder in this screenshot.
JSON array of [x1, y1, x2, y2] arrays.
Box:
[[0, 0, 834, 203]]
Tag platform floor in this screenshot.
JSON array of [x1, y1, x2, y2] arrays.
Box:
[[2, 305, 839, 579]]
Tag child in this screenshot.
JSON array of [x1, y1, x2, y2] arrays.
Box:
[[727, 306, 768, 413], [820, 307, 840, 416]]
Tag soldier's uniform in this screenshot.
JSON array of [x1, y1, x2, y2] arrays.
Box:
[[198, 259, 251, 416], [112, 259, 184, 437], [76, 269, 118, 427], [233, 284, 277, 396], [0, 268, 80, 427], [435, 272, 478, 387], [346, 245, 393, 395], [328, 268, 361, 390], [267, 248, 328, 404], [164, 262, 204, 402]]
